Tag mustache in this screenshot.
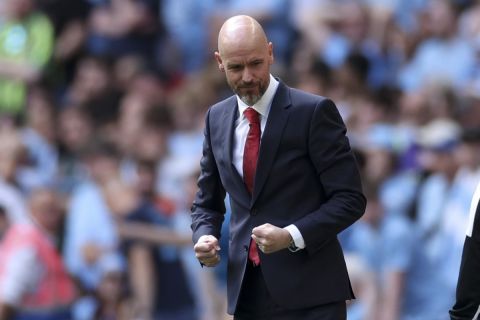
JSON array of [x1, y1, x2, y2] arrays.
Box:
[[237, 82, 258, 88]]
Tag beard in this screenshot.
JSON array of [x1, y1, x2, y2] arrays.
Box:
[[231, 80, 268, 106], [239, 93, 262, 106]]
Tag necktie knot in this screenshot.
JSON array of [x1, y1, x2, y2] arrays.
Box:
[[244, 107, 260, 125]]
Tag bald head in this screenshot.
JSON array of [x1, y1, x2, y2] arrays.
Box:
[[215, 15, 273, 106], [218, 15, 269, 57]]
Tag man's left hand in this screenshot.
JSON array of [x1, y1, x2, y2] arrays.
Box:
[[251, 223, 292, 254]]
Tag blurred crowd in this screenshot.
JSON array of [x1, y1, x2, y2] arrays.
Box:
[[0, 0, 479, 319]]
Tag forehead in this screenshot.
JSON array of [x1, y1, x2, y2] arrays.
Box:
[[220, 37, 268, 63]]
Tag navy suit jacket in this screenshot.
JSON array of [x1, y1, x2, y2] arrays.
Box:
[[191, 81, 366, 314]]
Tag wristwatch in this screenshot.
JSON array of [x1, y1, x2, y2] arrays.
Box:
[[288, 239, 300, 252]]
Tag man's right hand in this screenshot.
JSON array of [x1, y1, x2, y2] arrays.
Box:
[[194, 235, 221, 267]]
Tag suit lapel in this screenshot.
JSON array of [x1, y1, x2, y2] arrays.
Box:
[[221, 97, 250, 201], [252, 83, 291, 206]]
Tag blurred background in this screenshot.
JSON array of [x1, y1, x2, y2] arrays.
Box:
[[0, 0, 479, 319]]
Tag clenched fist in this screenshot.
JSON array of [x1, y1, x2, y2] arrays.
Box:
[[251, 223, 292, 254], [194, 235, 221, 267]]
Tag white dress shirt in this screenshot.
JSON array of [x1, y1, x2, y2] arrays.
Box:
[[232, 74, 305, 250]]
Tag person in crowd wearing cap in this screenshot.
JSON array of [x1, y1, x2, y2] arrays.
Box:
[[191, 15, 365, 319], [0, 188, 75, 320], [397, 118, 462, 319]]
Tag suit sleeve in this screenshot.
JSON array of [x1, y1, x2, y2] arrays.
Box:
[[450, 198, 480, 320], [294, 99, 366, 255], [190, 108, 226, 244]]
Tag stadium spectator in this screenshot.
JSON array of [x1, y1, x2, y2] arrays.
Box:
[[0, 0, 54, 116], [0, 188, 76, 320]]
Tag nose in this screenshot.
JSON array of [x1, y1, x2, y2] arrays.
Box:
[[242, 68, 253, 84]]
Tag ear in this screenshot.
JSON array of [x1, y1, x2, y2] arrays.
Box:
[[214, 51, 225, 72], [268, 42, 274, 65]]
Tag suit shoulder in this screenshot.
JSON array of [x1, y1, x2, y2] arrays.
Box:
[[208, 95, 236, 117], [288, 87, 333, 110]]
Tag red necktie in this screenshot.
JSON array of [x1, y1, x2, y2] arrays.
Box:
[[243, 107, 261, 266]]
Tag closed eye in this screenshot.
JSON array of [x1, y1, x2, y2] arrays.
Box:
[[227, 64, 243, 71]]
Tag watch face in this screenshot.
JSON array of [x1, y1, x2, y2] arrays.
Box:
[[288, 240, 299, 252]]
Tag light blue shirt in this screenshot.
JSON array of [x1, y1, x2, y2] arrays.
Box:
[[63, 181, 120, 289], [398, 37, 476, 92], [401, 173, 456, 319]]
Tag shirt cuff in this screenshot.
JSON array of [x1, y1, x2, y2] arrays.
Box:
[[284, 224, 306, 249]]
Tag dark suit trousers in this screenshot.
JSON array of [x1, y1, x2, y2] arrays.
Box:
[[234, 262, 346, 320]]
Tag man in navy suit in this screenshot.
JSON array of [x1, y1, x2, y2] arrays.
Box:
[[191, 15, 366, 319]]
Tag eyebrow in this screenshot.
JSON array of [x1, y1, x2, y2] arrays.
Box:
[[227, 63, 242, 68], [227, 58, 264, 68]]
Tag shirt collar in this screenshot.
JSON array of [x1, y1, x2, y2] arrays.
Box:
[[237, 74, 279, 118]]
